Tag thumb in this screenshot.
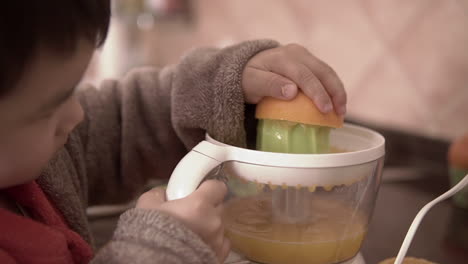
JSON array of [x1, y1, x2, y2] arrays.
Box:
[[243, 68, 298, 103], [148, 187, 167, 206], [136, 186, 167, 209]]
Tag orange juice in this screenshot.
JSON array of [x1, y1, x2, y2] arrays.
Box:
[[224, 196, 366, 264]]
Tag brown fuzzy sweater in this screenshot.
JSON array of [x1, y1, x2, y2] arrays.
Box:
[[35, 39, 278, 263]]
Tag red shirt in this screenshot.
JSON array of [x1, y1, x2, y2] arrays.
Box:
[[0, 181, 93, 264]]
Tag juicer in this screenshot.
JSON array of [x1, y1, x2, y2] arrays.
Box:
[[166, 123, 385, 264]]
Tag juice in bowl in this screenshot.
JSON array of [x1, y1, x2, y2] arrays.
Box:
[[224, 197, 366, 264]]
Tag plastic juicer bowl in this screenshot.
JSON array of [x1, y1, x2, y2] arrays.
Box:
[[166, 123, 385, 264]]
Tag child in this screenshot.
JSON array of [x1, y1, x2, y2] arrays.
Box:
[[0, 1, 346, 263]]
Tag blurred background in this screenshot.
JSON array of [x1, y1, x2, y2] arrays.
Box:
[[83, 0, 468, 141]]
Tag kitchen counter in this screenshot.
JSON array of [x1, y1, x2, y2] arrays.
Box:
[[88, 121, 468, 263]]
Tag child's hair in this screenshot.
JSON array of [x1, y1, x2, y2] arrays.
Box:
[[0, 1, 111, 96]]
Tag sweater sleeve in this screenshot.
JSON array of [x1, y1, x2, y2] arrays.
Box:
[[91, 209, 218, 264], [76, 40, 279, 205]]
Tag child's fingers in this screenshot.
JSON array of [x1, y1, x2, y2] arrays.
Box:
[[303, 59, 346, 115], [193, 180, 227, 206], [294, 48, 347, 115], [242, 67, 298, 103], [215, 203, 225, 216], [218, 237, 231, 264], [211, 227, 225, 258], [263, 56, 333, 113]]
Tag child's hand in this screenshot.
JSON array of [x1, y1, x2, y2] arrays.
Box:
[[242, 43, 346, 115], [136, 180, 230, 263]]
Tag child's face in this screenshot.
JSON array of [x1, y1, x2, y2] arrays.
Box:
[[0, 40, 94, 188]]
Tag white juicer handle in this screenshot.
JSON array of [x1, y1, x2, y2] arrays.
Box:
[[166, 142, 226, 200]]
